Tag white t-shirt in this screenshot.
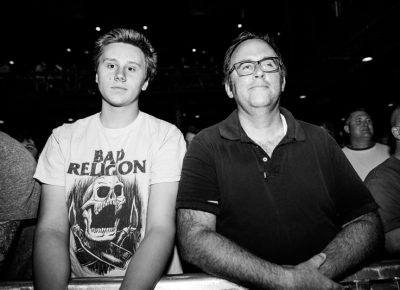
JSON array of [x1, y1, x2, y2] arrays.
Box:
[[34, 112, 186, 277], [342, 142, 390, 181]]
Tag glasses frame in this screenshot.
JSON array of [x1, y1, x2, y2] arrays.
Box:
[[229, 56, 281, 76]]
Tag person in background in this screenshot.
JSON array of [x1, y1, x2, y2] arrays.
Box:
[[33, 28, 186, 290], [176, 31, 382, 290], [342, 108, 390, 180], [12, 129, 41, 160], [0, 131, 41, 280], [184, 125, 200, 148], [365, 105, 400, 255]]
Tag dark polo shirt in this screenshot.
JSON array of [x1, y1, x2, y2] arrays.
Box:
[[177, 108, 377, 265]]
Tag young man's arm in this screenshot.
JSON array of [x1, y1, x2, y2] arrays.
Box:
[[177, 209, 343, 290], [119, 181, 178, 290], [34, 184, 70, 290], [319, 211, 383, 278]]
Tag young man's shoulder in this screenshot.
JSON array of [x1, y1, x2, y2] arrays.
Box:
[[51, 113, 99, 138], [140, 111, 182, 136]]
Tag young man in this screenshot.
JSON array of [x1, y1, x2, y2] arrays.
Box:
[[365, 106, 400, 254], [33, 28, 186, 290], [342, 108, 390, 180], [176, 32, 382, 289]]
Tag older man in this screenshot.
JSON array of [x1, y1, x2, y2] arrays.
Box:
[[176, 32, 382, 289]]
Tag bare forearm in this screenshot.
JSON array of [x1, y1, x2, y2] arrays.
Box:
[[319, 211, 383, 279], [34, 228, 70, 290], [120, 228, 175, 290], [179, 228, 290, 289]]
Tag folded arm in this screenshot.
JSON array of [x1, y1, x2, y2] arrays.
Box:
[[177, 209, 343, 290], [34, 184, 70, 290], [319, 211, 383, 279]]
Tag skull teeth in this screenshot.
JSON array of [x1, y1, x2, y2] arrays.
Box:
[[94, 200, 117, 215], [91, 227, 115, 233]]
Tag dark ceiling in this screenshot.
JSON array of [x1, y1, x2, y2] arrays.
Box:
[[0, 0, 399, 143]]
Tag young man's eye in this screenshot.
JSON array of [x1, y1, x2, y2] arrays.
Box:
[[106, 63, 116, 69]]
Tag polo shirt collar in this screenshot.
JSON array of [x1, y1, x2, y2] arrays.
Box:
[[219, 107, 306, 142]]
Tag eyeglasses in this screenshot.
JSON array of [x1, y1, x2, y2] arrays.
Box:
[[229, 57, 281, 76]]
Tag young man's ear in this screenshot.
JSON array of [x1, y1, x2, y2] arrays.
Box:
[[141, 80, 149, 91], [225, 81, 234, 99]]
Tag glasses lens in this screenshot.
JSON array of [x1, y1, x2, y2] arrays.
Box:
[[237, 62, 255, 76], [260, 58, 279, 72]]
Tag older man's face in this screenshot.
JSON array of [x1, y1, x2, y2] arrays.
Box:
[[225, 39, 285, 112]]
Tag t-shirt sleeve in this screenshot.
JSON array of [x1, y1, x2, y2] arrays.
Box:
[[328, 135, 378, 224], [365, 167, 400, 233], [150, 125, 186, 185], [34, 127, 66, 186], [176, 134, 221, 215]]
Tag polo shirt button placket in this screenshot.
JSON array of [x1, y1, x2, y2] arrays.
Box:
[[262, 156, 268, 179]]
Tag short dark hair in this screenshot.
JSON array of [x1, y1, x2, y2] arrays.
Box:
[[223, 31, 287, 87], [93, 28, 157, 83], [345, 108, 370, 126]]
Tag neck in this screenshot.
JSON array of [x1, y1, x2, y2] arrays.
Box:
[[238, 106, 284, 151], [100, 104, 139, 129], [349, 138, 375, 149], [239, 105, 281, 130]]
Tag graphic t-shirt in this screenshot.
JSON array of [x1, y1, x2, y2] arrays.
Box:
[[342, 142, 390, 181], [34, 112, 186, 277]]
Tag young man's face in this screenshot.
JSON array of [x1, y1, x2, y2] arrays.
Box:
[[225, 39, 285, 112], [96, 42, 148, 109]]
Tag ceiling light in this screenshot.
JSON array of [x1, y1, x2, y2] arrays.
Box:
[[66, 48, 72, 52], [299, 95, 306, 99], [95, 27, 101, 32], [237, 24, 242, 28], [192, 48, 196, 53], [9, 60, 14, 65], [68, 118, 74, 122], [195, 115, 200, 118], [0, 120, 4, 124], [143, 26, 148, 30], [388, 103, 394, 107], [362, 56, 373, 62]]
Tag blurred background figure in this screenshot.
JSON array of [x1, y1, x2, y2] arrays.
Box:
[[184, 125, 200, 148], [365, 105, 400, 255], [342, 108, 390, 180], [13, 130, 41, 160], [0, 131, 41, 280]]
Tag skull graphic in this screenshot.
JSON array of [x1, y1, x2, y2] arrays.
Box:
[[81, 176, 126, 241]]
